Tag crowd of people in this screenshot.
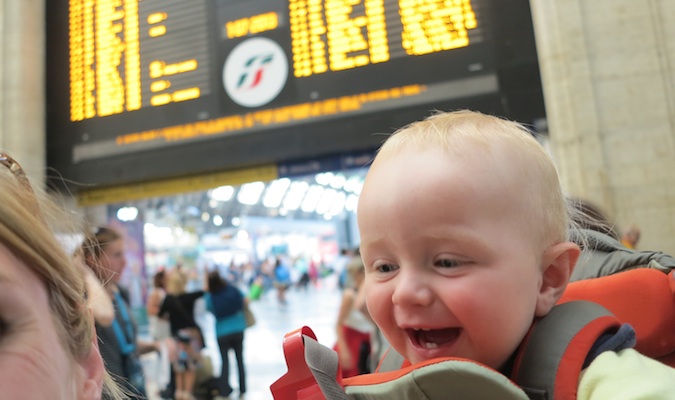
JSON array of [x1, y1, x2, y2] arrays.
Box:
[[4, 109, 675, 400], [80, 228, 255, 400]]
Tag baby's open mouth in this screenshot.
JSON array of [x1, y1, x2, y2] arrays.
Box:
[[407, 328, 460, 349]]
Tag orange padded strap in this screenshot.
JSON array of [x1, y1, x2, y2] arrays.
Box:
[[560, 268, 675, 359]]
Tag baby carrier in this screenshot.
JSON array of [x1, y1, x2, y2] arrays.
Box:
[[271, 230, 675, 399]]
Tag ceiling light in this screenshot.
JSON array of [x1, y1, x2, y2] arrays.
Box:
[[301, 185, 324, 213], [237, 181, 265, 205], [210, 185, 234, 202], [117, 206, 138, 221], [263, 178, 291, 208], [283, 181, 309, 210]]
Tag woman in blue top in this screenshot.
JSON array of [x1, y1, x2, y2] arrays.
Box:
[[83, 227, 158, 398], [205, 270, 247, 399]]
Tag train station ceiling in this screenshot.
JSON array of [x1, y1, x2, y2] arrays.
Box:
[[114, 168, 368, 237]]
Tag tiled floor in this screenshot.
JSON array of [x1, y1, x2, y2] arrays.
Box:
[[142, 277, 342, 400]]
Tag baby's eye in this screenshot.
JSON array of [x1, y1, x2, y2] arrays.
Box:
[[436, 258, 463, 268], [375, 263, 398, 274]]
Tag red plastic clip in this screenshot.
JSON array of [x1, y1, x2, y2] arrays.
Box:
[[270, 326, 326, 399]]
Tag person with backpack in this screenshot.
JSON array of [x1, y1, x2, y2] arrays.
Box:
[[205, 270, 248, 399], [356, 110, 675, 397], [273, 110, 675, 399]]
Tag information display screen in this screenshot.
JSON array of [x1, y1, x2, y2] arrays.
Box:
[[47, 0, 544, 190]]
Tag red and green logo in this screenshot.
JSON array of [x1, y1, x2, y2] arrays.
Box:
[[224, 38, 288, 108]]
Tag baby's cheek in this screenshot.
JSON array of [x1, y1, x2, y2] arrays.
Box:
[[366, 291, 392, 331]]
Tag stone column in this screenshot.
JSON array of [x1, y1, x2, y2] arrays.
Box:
[[530, 0, 675, 254], [0, 0, 45, 185]]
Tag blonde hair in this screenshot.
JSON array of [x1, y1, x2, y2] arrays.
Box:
[[166, 270, 187, 295], [0, 158, 125, 399], [377, 110, 569, 246]]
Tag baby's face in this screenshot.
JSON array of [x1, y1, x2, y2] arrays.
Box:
[[358, 146, 548, 370]]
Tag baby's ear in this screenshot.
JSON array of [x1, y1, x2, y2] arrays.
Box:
[[535, 241, 581, 317]]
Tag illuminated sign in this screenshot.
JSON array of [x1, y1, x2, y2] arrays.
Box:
[[68, 0, 211, 120], [47, 0, 544, 189]]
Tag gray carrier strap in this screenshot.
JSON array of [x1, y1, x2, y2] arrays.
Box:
[[571, 229, 675, 280], [377, 348, 406, 373], [303, 334, 350, 400], [303, 335, 528, 400], [345, 359, 529, 400], [513, 301, 616, 400]]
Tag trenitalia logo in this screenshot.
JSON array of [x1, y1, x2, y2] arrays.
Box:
[[223, 37, 288, 108], [236, 54, 274, 90]]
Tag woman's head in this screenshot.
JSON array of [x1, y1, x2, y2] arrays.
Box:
[[567, 197, 619, 240], [0, 153, 120, 399], [207, 270, 228, 292], [153, 269, 167, 289], [82, 226, 127, 284], [166, 270, 187, 295]]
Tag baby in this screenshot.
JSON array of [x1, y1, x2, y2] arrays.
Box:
[[356, 110, 675, 396]]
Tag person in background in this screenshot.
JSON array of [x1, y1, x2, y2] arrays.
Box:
[[356, 110, 675, 397], [159, 270, 207, 400], [147, 269, 174, 397], [566, 197, 620, 240], [83, 226, 157, 398], [295, 256, 311, 291], [273, 256, 292, 305], [74, 246, 116, 327], [334, 253, 375, 377], [205, 270, 248, 400], [148, 270, 169, 337], [621, 224, 641, 249], [0, 152, 125, 399], [334, 248, 354, 290]]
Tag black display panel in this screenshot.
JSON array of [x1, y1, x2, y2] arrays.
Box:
[[46, 0, 545, 190]]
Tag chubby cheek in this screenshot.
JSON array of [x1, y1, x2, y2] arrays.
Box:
[[364, 283, 384, 325], [364, 282, 399, 344], [463, 291, 536, 369]]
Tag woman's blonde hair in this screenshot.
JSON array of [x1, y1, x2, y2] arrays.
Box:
[[166, 269, 187, 295], [0, 154, 125, 399]]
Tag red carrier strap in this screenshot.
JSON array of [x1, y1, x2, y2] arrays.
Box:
[[270, 326, 338, 400]]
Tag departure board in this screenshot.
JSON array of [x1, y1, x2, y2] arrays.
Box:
[[69, 0, 212, 120], [47, 0, 544, 190]]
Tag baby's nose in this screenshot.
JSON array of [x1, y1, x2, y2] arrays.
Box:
[[392, 271, 433, 307]]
